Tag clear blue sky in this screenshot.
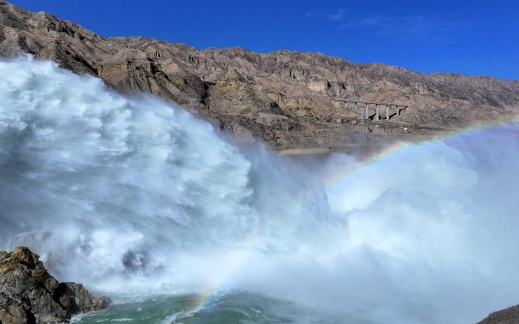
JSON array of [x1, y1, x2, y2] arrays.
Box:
[[11, 0, 519, 80]]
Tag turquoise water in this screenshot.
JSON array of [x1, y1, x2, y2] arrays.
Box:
[[73, 292, 361, 324], [4, 56, 519, 324]]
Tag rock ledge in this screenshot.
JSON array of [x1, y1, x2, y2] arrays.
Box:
[[0, 246, 110, 324]]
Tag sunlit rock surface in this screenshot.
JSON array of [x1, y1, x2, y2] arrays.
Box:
[[1, 0, 518, 150]]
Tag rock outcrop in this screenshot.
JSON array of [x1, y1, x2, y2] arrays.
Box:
[[0, 0, 518, 150], [478, 305, 519, 324], [0, 246, 110, 324]]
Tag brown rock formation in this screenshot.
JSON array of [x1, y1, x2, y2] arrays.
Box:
[[477, 305, 519, 324], [0, 0, 518, 150], [0, 247, 110, 324]]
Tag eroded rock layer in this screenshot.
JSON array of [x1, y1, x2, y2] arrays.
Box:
[[0, 0, 518, 149]]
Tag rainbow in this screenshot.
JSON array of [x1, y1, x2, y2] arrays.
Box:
[[185, 116, 519, 315]]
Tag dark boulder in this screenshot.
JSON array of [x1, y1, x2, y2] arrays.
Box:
[[0, 246, 110, 324]]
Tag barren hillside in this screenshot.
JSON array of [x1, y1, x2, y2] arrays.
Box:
[[1, 0, 518, 150]]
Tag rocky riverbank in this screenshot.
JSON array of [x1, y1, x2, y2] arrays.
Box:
[[0, 247, 110, 324]]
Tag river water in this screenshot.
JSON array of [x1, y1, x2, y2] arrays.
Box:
[[1, 56, 518, 324]]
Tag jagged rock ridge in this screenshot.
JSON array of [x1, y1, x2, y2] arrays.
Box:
[[477, 305, 519, 324], [0, 247, 110, 324], [0, 0, 518, 150]]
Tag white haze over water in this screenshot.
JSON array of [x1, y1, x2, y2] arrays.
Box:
[[1, 56, 519, 324]]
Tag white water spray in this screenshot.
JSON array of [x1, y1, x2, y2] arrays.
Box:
[[0, 56, 518, 324]]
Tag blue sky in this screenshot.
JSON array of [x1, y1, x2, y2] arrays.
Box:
[[11, 0, 519, 79]]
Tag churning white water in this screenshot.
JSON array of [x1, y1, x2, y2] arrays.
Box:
[[1, 56, 519, 324]]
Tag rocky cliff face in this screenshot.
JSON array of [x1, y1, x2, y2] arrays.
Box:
[[0, 0, 518, 150], [477, 305, 519, 324], [0, 247, 110, 324]]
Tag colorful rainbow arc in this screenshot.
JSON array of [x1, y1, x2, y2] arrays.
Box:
[[185, 116, 519, 315]]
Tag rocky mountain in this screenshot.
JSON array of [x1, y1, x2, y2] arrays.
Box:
[[0, 0, 518, 150], [0, 246, 110, 324]]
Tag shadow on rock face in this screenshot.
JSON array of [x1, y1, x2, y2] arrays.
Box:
[[0, 246, 110, 324]]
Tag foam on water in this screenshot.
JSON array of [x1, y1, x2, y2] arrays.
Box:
[[1, 56, 519, 324]]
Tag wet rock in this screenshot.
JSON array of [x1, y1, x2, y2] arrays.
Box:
[[0, 246, 110, 324]]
